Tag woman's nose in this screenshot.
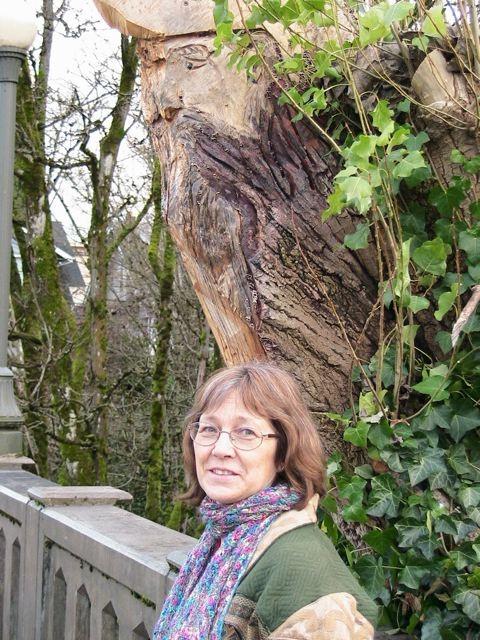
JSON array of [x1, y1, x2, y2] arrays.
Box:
[[211, 431, 235, 456]]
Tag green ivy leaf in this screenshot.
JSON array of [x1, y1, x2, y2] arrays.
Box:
[[450, 542, 478, 571], [313, 51, 333, 77], [380, 449, 404, 472], [392, 150, 426, 179], [355, 464, 374, 479], [468, 262, 480, 281], [388, 126, 410, 151], [343, 501, 367, 522], [343, 222, 370, 250], [339, 475, 367, 522], [470, 201, 480, 218], [429, 466, 458, 493], [420, 608, 442, 639], [448, 443, 474, 476], [355, 555, 388, 600], [327, 451, 342, 476], [372, 99, 395, 143], [412, 375, 450, 401], [341, 176, 373, 213], [345, 134, 377, 165], [412, 35, 429, 51], [322, 185, 345, 220], [459, 228, 480, 263], [435, 515, 459, 535], [429, 183, 468, 216], [413, 404, 451, 431], [405, 131, 430, 151], [383, 0, 414, 24], [402, 323, 419, 344], [407, 448, 447, 486], [412, 238, 450, 276], [464, 156, 480, 173], [468, 507, 480, 526], [344, 421, 370, 447], [363, 526, 397, 555], [453, 583, 480, 623], [358, 4, 390, 46], [435, 330, 452, 353], [368, 421, 393, 448], [213, 0, 232, 24], [408, 295, 430, 313], [397, 98, 411, 113], [396, 521, 429, 547], [457, 485, 480, 509], [434, 283, 459, 321], [422, 4, 447, 37], [320, 493, 338, 513], [447, 400, 480, 443], [399, 562, 430, 589], [367, 474, 402, 517]]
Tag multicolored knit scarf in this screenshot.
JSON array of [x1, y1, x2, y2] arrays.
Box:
[[152, 484, 301, 640]]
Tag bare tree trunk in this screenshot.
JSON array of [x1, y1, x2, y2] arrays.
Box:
[[72, 34, 139, 483]]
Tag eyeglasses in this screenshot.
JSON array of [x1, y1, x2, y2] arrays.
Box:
[[188, 422, 279, 451]]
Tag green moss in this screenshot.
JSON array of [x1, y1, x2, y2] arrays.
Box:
[[166, 501, 184, 531]]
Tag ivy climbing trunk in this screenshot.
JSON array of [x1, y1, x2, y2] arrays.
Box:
[[145, 161, 176, 523]]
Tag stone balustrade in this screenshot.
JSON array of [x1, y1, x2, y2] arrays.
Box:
[[0, 466, 196, 640]]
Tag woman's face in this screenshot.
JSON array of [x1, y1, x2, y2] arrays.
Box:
[[194, 392, 280, 504]]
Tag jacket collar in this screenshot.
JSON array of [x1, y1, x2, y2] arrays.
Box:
[[247, 494, 319, 570]]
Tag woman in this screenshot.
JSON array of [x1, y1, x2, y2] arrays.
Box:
[[153, 362, 377, 640]]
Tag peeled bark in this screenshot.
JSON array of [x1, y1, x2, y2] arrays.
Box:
[[411, 48, 480, 187]]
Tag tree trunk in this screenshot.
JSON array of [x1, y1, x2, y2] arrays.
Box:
[[145, 160, 176, 523], [71, 34, 139, 484], [91, 1, 383, 453], [137, 35, 380, 453]]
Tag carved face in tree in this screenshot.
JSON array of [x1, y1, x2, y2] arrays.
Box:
[[139, 35, 258, 133]]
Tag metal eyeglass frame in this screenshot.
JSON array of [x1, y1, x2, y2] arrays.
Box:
[[188, 422, 279, 451]]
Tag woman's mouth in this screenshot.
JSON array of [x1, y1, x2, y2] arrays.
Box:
[[209, 468, 238, 476]]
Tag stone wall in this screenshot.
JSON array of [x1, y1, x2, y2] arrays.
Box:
[[0, 467, 195, 640]]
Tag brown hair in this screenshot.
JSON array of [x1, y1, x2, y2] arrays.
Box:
[[179, 361, 326, 510]]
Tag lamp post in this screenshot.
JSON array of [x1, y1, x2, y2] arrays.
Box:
[[0, 2, 37, 458]]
